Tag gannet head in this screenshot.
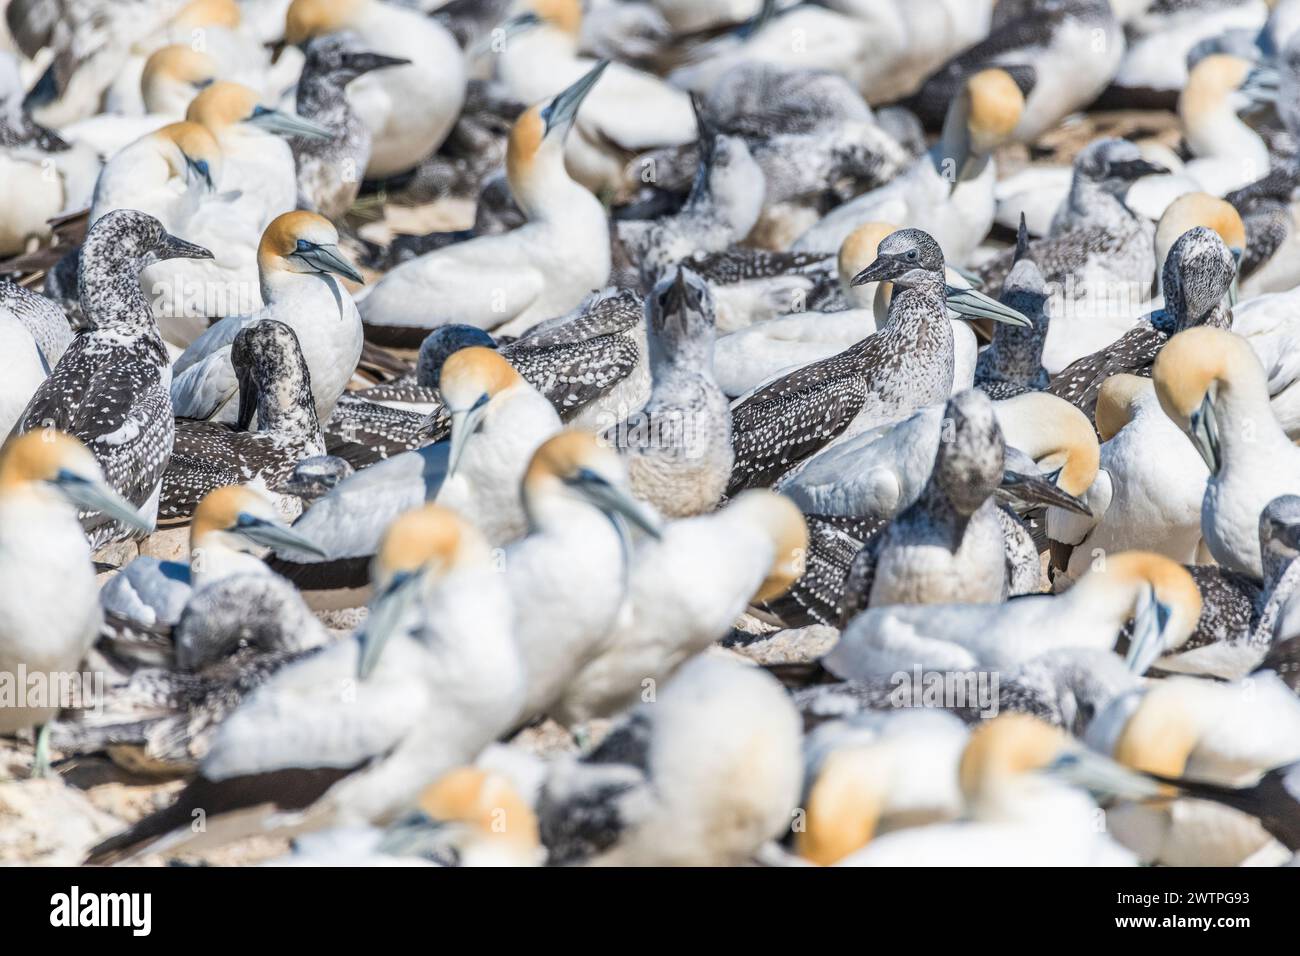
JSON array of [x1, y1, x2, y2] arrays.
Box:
[[378, 768, 541, 866], [1155, 192, 1246, 294], [186, 80, 330, 140], [964, 68, 1025, 156], [506, 60, 607, 198], [1160, 226, 1237, 329], [1081, 551, 1203, 674], [230, 319, 314, 430], [284, 0, 366, 46], [993, 392, 1100, 497], [415, 326, 496, 389], [725, 490, 809, 603], [530, 0, 583, 37], [301, 32, 409, 82], [796, 744, 891, 866], [1109, 682, 1202, 779], [190, 484, 325, 558], [934, 389, 1006, 516], [1072, 138, 1168, 198], [1180, 54, 1265, 132], [257, 210, 363, 284], [850, 228, 944, 291], [0, 431, 151, 531], [82, 209, 213, 271], [522, 430, 662, 538], [155, 120, 222, 193], [1094, 373, 1152, 442], [141, 45, 217, 114], [439, 347, 526, 477], [646, 265, 716, 368], [1153, 326, 1267, 474], [171, 0, 241, 30]]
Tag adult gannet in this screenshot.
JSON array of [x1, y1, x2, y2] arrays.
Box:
[[537, 656, 802, 866], [1230, 283, 1300, 436], [12, 210, 212, 548], [171, 211, 363, 423], [727, 229, 1030, 494], [282, 0, 466, 178], [0, 431, 150, 775], [86, 503, 525, 862], [608, 267, 731, 518], [1048, 375, 1210, 584], [794, 69, 1027, 265], [552, 489, 807, 726], [1153, 326, 1300, 580], [906, 0, 1124, 142], [161, 321, 326, 526], [88, 120, 222, 232], [0, 307, 47, 439], [826, 551, 1201, 676], [357, 62, 612, 345], [290, 33, 409, 221]]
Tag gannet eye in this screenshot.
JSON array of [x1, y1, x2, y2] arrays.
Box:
[[906, 249, 918, 262], [296, 239, 313, 253]]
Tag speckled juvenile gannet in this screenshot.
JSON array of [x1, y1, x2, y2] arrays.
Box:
[[358, 62, 612, 346], [537, 656, 802, 866], [162, 321, 326, 526], [13, 210, 212, 548], [282, 0, 466, 179], [85, 503, 525, 863], [827, 551, 1201, 677], [89, 120, 222, 233], [1151, 191, 1247, 297], [171, 211, 363, 424], [0, 432, 150, 776], [974, 216, 1052, 399], [1153, 326, 1300, 580]]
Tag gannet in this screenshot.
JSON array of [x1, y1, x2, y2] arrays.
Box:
[[1230, 283, 1300, 436], [794, 68, 1027, 265], [537, 656, 802, 866], [1151, 191, 1247, 295], [0, 278, 74, 367], [161, 321, 326, 526], [13, 210, 212, 548], [358, 62, 612, 345], [171, 211, 363, 424], [552, 489, 807, 726], [282, 0, 466, 178], [1048, 375, 1210, 584], [86, 503, 525, 862], [0, 307, 47, 439], [826, 551, 1202, 676], [727, 229, 1030, 494], [88, 120, 222, 232], [973, 216, 1052, 399], [1153, 326, 1300, 579], [0, 431, 150, 775], [290, 33, 409, 220]]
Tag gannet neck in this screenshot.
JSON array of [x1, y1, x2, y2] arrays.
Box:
[[508, 137, 596, 223]]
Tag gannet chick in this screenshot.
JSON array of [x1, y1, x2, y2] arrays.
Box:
[[1049, 226, 1237, 421], [1049, 375, 1209, 585], [553, 489, 807, 726], [171, 211, 363, 424], [794, 69, 1027, 264], [283, 0, 466, 178], [85, 504, 525, 863], [161, 321, 326, 526], [13, 210, 212, 548], [89, 120, 222, 232], [827, 551, 1201, 677], [358, 62, 611, 344], [0, 431, 150, 775], [1153, 326, 1300, 579], [836, 714, 1140, 866], [290, 33, 409, 220], [607, 267, 731, 518], [1088, 674, 1300, 865], [727, 229, 1030, 494], [839, 390, 1009, 620], [538, 656, 802, 866], [974, 216, 1052, 399]]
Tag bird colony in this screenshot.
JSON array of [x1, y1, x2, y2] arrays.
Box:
[[2, 0, 1300, 868]]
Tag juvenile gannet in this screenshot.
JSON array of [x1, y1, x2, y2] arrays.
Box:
[[282, 0, 466, 178], [608, 267, 731, 518], [1153, 326, 1300, 579], [553, 489, 807, 726], [290, 33, 409, 220], [1151, 191, 1247, 296], [86, 503, 525, 862], [88, 120, 222, 232], [826, 551, 1201, 676], [0, 279, 74, 368], [973, 217, 1052, 399], [13, 210, 212, 548], [537, 656, 802, 866], [161, 321, 326, 526], [358, 62, 612, 345], [171, 211, 363, 424], [0, 431, 150, 775], [727, 229, 1030, 494], [795, 69, 1027, 265]]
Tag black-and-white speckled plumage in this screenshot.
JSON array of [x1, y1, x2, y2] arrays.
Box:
[[1226, 163, 1298, 280], [686, 247, 834, 287], [161, 321, 325, 525], [15, 211, 210, 547], [974, 216, 1051, 400], [324, 394, 434, 467], [758, 514, 884, 628], [1047, 226, 1235, 419], [997, 506, 1044, 596], [0, 278, 73, 366], [727, 230, 955, 494]]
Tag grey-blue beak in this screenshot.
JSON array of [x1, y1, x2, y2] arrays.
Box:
[[358, 569, 419, 679], [247, 105, 332, 140], [544, 60, 608, 137], [945, 284, 1033, 327], [234, 513, 329, 558], [295, 241, 363, 284], [55, 470, 153, 533], [1125, 584, 1173, 675], [1189, 392, 1221, 474]]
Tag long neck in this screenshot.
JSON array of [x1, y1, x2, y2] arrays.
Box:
[[295, 70, 352, 133], [80, 250, 168, 358], [1217, 370, 1291, 458], [1062, 178, 1136, 231], [511, 146, 603, 224], [256, 372, 323, 446], [1187, 109, 1269, 172]]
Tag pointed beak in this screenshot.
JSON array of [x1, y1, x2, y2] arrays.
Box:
[[1189, 392, 1221, 473], [544, 60, 608, 137], [945, 284, 1032, 327], [157, 231, 214, 262], [1125, 584, 1174, 675], [297, 242, 364, 284], [470, 11, 540, 57], [1000, 470, 1091, 515], [234, 513, 329, 558], [448, 397, 489, 477], [1228, 247, 1242, 308], [235, 359, 257, 431], [247, 106, 332, 141], [572, 468, 662, 540], [55, 471, 153, 534], [340, 52, 411, 76], [183, 154, 214, 192], [358, 569, 419, 679], [1107, 158, 1169, 182], [1046, 748, 1169, 801], [850, 254, 904, 287]]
